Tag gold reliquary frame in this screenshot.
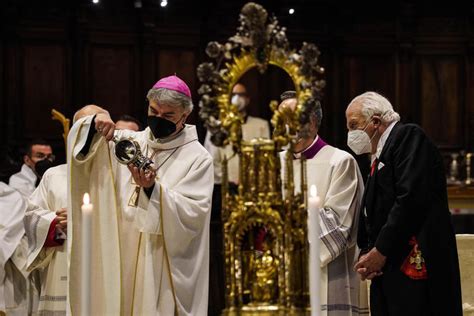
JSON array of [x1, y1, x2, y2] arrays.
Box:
[[196, 2, 325, 315]]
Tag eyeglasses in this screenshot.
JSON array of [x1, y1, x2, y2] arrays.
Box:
[[32, 153, 56, 161]]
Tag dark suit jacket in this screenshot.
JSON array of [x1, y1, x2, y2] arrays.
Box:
[[358, 122, 462, 315]]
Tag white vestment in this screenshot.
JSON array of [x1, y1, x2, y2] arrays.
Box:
[[205, 115, 270, 184], [9, 164, 38, 198], [24, 164, 68, 315], [67, 116, 213, 315], [285, 141, 369, 316], [0, 182, 28, 315]]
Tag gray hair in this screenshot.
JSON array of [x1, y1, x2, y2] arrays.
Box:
[[146, 88, 194, 112], [349, 91, 400, 123], [280, 90, 323, 128]]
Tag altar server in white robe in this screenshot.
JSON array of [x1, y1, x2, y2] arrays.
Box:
[[278, 91, 369, 316], [9, 140, 55, 198], [204, 82, 270, 185], [24, 164, 68, 315], [68, 75, 213, 315], [0, 182, 28, 315]]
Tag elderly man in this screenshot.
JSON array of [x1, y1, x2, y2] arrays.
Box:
[[279, 91, 367, 316], [9, 139, 55, 198], [346, 91, 462, 316], [68, 75, 213, 315]]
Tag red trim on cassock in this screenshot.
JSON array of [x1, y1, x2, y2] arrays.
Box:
[[44, 218, 64, 247]]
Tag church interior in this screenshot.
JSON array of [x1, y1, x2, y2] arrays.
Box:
[[1, 0, 474, 315]]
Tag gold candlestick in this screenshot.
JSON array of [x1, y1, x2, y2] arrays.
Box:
[[466, 153, 473, 186]]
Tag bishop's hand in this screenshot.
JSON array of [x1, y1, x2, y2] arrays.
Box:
[[128, 165, 156, 189]]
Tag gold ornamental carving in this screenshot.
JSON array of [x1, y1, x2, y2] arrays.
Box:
[[197, 3, 325, 315]]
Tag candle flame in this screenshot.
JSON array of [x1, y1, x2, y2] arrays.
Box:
[[83, 193, 90, 205], [310, 185, 317, 197]]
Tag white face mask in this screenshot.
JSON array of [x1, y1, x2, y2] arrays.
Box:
[[231, 94, 246, 111], [347, 120, 376, 155]]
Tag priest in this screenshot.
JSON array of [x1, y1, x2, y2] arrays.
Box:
[[279, 91, 368, 316], [68, 75, 213, 315]]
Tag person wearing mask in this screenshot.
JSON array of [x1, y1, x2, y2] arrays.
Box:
[[68, 75, 213, 315], [205, 82, 270, 185], [9, 140, 55, 198], [346, 91, 462, 316], [279, 91, 368, 315]]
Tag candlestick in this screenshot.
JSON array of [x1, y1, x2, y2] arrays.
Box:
[[466, 153, 473, 186], [308, 184, 321, 316], [81, 193, 92, 316]]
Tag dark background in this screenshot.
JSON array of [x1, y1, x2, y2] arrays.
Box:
[[1, 0, 474, 182]]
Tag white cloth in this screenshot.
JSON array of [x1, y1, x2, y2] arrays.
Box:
[[67, 116, 213, 315], [9, 164, 38, 198], [205, 115, 270, 184], [0, 182, 28, 315], [372, 121, 397, 163], [284, 143, 368, 316], [24, 164, 68, 315]]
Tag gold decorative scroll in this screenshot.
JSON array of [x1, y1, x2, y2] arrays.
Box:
[[51, 108, 70, 149]]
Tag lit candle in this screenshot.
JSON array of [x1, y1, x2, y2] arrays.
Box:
[[81, 193, 92, 316], [308, 184, 321, 316]]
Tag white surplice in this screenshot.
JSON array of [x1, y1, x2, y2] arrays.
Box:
[[0, 182, 28, 315], [67, 116, 213, 315], [24, 164, 68, 315], [285, 142, 369, 316], [9, 164, 38, 198]]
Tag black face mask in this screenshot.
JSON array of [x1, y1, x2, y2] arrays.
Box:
[[35, 159, 54, 178], [147, 116, 178, 139]]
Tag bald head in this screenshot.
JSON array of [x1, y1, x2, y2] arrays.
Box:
[[277, 93, 319, 153], [278, 97, 297, 113], [232, 83, 248, 95]]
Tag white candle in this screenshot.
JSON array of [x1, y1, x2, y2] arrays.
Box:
[[308, 184, 321, 316], [81, 193, 93, 316]]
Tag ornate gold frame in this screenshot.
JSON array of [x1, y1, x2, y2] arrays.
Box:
[[197, 2, 325, 315]]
